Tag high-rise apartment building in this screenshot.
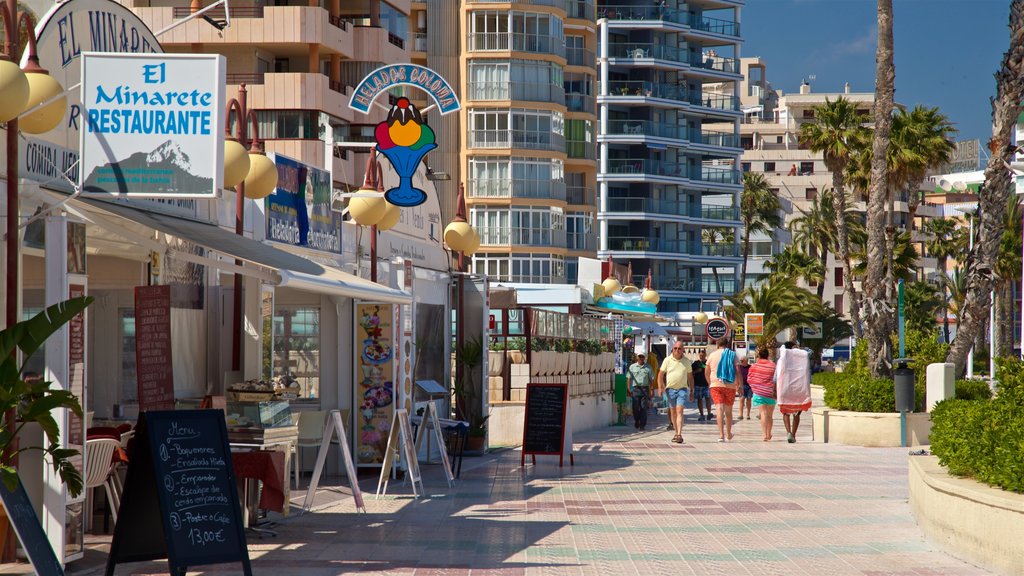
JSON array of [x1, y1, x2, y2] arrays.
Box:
[[409, 0, 599, 284], [123, 1, 412, 192], [595, 0, 745, 314]]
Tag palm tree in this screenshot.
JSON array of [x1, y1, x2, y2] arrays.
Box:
[[864, 0, 896, 378], [923, 217, 962, 342], [789, 188, 836, 299], [765, 246, 826, 288], [726, 279, 822, 348], [853, 231, 918, 282], [799, 97, 867, 337], [701, 227, 735, 292], [739, 173, 782, 291], [897, 106, 956, 227], [995, 194, 1023, 356], [903, 280, 942, 336]]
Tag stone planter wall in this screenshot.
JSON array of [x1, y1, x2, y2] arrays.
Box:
[[909, 456, 1024, 575], [810, 407, 932, 447]]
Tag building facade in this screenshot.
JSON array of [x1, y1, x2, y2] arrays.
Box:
[[595, 0, 745, 314]]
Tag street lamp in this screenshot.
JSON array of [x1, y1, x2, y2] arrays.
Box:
[[1, 1, 67, 329], [346, 149, 401, 283], [444, 183, 480, 415], [223, 84, 278, 372]]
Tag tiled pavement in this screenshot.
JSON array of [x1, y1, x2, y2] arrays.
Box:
[[7, 410, 992, 575]]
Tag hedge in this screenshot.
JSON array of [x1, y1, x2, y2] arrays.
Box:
[[815, 371, 925, 412], [955, 379, 993, 401], [930, 358, 1024, 494]]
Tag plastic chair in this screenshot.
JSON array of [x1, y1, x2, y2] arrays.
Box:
[[292, 411, 327, 489], [84, 438, 121, 530]]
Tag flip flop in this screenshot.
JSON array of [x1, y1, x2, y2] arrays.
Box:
[[718, 438, 725, 443]]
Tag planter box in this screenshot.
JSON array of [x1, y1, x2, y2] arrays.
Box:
[[488, 351, 505, 376], [810, 407, 931, 447], [910, 455, 1024, 575]]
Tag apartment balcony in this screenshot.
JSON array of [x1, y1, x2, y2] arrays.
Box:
[[604, 158, 689, 181], [689, 14, 741, 38], [477, 226, 568, 248], [567, 233, 597, 252], [599, 5, 686, 26], [353, 25, 406, 64], [689, 55, 742, 78], [467, 81, 566, 104], [606, 42, 690, 67], [565, 0, 596, 21], [565, 92, 596, 113], [603, 198, 739, 222], [602, 119, 690, 145], [600, 80, 689, 104], [414, 32, 428, 52], [697, 165, 742, 186], [468, 129, 566, 152], [693, 92, 741, 114], [604, 236, 740, 258], [232, 72, 345, 113], [631, 275, 738, 294], [566, 46, 596, 68], [566, 140, 596, 160], [468, 179, 567, 202], [138, 5, 353, 57], [693, 128, 741, 150], [466, 32, 566, 58], [566, 186, 596, 205]]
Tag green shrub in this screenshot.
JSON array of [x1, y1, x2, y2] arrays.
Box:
[[820, 371, 925, 412], [931, 362, 1024, 494], [902, 329, 949, 383], [954, 379, 993, 401]]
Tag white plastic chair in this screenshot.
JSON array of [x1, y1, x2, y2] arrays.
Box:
[[84, 438, 121, 529], [292, 411, 327, 489]]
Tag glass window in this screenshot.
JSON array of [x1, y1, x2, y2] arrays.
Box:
[[120, 309, 137, 403], [272, 306, 321, 399], [763, 161, 776, 172]]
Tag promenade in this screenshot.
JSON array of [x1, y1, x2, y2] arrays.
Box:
[[12, 410, 991, 575]]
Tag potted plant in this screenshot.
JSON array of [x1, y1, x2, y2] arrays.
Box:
[[1, 298, 92, 546], [506, 337, 526, 364], [487, 338, 505, 377], [453, 337, 487, 451], [554, 339, 571, 375], [531, 337, 552, 376]]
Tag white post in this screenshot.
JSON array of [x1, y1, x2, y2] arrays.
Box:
[[967, 216, 974, 379], [43, 212, 70, 564], [598, 18, 609, 253]]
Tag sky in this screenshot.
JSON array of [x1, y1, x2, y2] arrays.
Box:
[[741, 0, 1012, 145]]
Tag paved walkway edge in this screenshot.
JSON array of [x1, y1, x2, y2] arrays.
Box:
[[909, 455, 1024, 575]]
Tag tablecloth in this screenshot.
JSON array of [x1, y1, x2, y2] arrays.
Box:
[[231, 450, 286, 512]]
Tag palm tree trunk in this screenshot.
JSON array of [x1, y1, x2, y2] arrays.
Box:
[[832, 177, 862, 338], [885, 187, 898, 335], [865, 0, 896, 378], [940, 256, 951, 343], [947, 0, 1024, 376], [740, 228, 751, 291], [1001, 279, 1015, 356], [817, 249, 828, 300], [712, 268, 723, 293]]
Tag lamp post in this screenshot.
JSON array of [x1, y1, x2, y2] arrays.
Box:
[[346, 149, 400, 282], [443, 183, 479, 419], [223, 84, 278, 372]]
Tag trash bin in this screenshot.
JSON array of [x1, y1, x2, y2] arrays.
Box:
[[894, 358, 915, 412]]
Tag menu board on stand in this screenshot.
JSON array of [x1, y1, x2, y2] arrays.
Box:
[[521, 383, 574, 467], [105, 410, 251, 576], [134, 285, 174, 411]]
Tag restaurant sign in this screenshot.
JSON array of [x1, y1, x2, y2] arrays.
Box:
[[265, 154, 343, 253], [349, 64, 460, 115], [80, 53, 225, 198]]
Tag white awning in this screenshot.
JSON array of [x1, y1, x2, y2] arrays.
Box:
[[276, 267, 411, 304]]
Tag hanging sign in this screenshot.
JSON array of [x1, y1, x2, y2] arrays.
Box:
[[705, 318, 730, 341], [265, 154, 342, 253], [80, 53, 225, 198], [744, 313, 764, 337], [349, 64, 460, 115]]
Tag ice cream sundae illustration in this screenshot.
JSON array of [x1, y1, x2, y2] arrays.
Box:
[[374, 97, 436, 207]]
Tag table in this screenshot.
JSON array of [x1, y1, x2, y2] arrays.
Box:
[[231, 451, 286, 513], [410, 415, 469, 478], [228, 425, 297, 518]]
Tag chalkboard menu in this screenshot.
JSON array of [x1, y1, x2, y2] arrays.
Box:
[[134, 285, 174, 411], [105, 410, 251, 576], [0, 479, 64, 576], [521, 383, 570, 466]]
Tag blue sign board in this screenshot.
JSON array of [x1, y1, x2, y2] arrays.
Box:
[[265, 154, 342, 253]]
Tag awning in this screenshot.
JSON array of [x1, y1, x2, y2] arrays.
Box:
[[627, 321, 669, 337], [77, 197, 325, 276], [276, 267, 411, 304]]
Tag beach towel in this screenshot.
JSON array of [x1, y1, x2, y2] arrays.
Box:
[[716, 348, 737, 383], [774, 347, 811, 414]]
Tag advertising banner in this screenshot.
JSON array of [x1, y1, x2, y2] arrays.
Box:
[[744, 313, 764, 337], [80, 53, 225, 198], [355, 303, 395, 466], [265, 154, 342, 253], [134, 285, 174, 411]]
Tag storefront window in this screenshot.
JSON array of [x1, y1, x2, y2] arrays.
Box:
[[120, 309, 137, 403], [272, 306, 321, 399]]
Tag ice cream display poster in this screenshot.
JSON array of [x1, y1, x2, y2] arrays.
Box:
[[355, 303, 395, 466], [374, 98, 436, 207]]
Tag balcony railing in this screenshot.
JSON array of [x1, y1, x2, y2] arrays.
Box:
[[695, 129, 740, 148], [606, 237, 740, 257], [227, 72, 265, 85], [601, 80, 688, 103], [566, 186, 595, 205], [632, 276, 738, 293], [565, 0, 595, 20], [477, 226, 567, 248], [173, 5, 263, 18], [698, 166, 742, 185], [599, 5, 686, 25], [468, 129, 566, 152], [697, 55, 740, 74], [414, 32, 428, 51], [566, 140, 595, 160], [605, 158, 688, 178], [565, 93, 595, 113], [388, 32, 405, 48], [566, 46, 596, 67], [567, 233, 597, 251], [604, 119, 688, 141], [468, 81, 565, 103], [691, 15, 741, 37], [604, 198, 740, 220], [467, 32, 566, 57], [695, 92, 740, 111], [606, 42, 689, 65], [469, 179, 567, 201]]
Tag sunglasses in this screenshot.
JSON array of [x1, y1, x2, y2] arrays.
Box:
[[672, 347, 683, 351]]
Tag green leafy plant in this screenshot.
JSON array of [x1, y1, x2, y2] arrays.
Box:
[[585, 339, 602, 355], [453, 337, 487, 436], [488, 338, 506, 351], [955, 379, 993, 401], [819, 371, 924, 412], [1, 297, 93, 497], [507, 337, 526, 351], [532, 338, 552, 352], [554, 339, 571, 353]]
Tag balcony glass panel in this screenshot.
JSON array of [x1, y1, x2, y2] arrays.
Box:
[[696, 129, 740, 148], [469, 179, 567, 201], [698, 166, 741, 184], [698, 54, 739, 74], [695, 92, 740, 111], [606, 43, 689, 65], [604, 120, 688, 140], [469, 130, 566, 151], [565, 93, 595, 113], [605, 158, 688, 178], [606, 237, 739, 256], [691, 15, 741, 37], [566, 46, 596, 67], [469, 81, 565, 102], [566, 141, 595, 159], [477, 227, 567, 247], [632, 276, 738, 293], [601, 81, 690, 103], [604, 199, 739, 220], [566, 186, 595, 205], [599, 5, 684, 24], [467, 32, 566, 57]]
